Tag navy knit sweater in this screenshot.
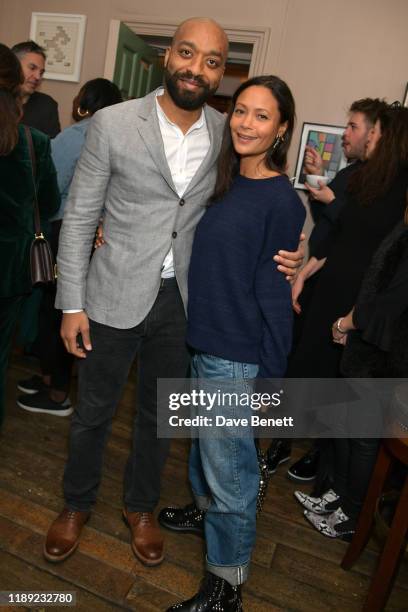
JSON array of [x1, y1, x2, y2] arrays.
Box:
[[187, 174, 305, 378]]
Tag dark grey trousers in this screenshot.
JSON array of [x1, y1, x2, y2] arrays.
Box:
[[63, 278, 190, 512]]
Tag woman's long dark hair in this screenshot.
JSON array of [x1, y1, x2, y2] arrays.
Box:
[[348, 105, 408, 206], [211, 75, 296, 202], [0, 43, 23, 156]]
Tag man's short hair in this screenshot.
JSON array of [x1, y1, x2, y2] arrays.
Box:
[[349, 98, 388, 127], [11, 40, 46, 60]]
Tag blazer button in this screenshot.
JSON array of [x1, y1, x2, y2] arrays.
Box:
[[179, 198, 185, 206], [172, 231, 177, 238]]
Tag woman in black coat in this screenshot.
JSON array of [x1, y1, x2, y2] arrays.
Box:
[[300, 213, 408, 538], [292, 105, 408, 539]]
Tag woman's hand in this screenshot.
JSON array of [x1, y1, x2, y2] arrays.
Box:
[[304, 146, 324, 175], [304, 183, 335, 204], [332, 310, 355, 345], [94, 223, 105, 248], [291, 273, 305, 314], [332, 321, 348, 345]]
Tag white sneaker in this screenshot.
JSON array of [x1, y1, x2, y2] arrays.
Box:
[[294, 488, 340, 514]]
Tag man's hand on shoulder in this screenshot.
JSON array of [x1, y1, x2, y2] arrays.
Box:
[[274, 233, 306, 283], [61, 311, 92, 358]]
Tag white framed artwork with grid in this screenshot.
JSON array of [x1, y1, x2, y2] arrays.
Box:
[[29, 13, 87, 82]]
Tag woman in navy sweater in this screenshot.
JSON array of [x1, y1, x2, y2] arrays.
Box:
[[168, 76, 305, 611]]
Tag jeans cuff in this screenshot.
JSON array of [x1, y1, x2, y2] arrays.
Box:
[[206, 557, 250, 585], [193, 492, 211, 511]]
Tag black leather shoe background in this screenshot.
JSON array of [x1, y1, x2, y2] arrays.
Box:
[[287, 448, 319, 482]]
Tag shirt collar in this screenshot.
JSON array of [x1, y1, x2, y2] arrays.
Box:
[[155, 87, 206, 133]]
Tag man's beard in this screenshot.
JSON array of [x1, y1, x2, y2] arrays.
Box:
[[164, 68, 216, 110]]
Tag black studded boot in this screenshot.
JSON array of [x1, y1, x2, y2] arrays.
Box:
[[158, 502, 205, 536], [166, 571, 243, 611], [255, 443, 270, 514]]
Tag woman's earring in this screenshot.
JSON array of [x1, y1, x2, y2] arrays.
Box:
[[271, 134, 283, 153], [77, 107, 89, 118]]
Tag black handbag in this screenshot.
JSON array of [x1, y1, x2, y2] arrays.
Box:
[[24, 125, 56, 285]]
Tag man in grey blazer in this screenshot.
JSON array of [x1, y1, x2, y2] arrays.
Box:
[[44, 17, 303, 568]]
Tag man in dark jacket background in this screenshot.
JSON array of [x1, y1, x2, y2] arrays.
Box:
[[12, 40, 60, 138]]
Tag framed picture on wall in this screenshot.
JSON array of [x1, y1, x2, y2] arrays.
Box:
[[294, 122, 347, 190], [29, 12, 87, 82], [403, 83, 408, 108]]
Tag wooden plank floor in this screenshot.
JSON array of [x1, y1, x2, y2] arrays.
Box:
[[1, 355, 407, 611]]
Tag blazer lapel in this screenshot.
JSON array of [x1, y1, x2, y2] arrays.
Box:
[[135, 93, 225, 197], [136, 91, 176, 193]]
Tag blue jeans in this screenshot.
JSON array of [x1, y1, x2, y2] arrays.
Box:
[[189, 352, 259, 585]]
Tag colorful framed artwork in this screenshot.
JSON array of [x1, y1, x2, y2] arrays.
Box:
[[403, 83, 408, 108], [294, 122, 347, 190], [29, 13, 87, 82]]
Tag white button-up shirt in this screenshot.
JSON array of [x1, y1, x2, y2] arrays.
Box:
[[155, 89, 210, 278]]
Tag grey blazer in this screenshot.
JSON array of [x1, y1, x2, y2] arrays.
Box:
[[55, 90, 225, 328]]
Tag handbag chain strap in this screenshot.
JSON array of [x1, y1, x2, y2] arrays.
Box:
[[23, 125, 43, 239]]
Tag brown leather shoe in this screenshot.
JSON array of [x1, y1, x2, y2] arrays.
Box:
[[123, 509, 164, 566], [43, 508, 90, 563]]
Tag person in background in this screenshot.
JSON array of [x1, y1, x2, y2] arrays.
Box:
[[10, 41, 61, 352], [12, 40, 60, 138], [312, 205, 408, 537], [16, 78, 122, 416], [291, 104, 408, 539], [0, 43, 60, 427], [266, 98, 389, 487], [167, 74, 305, 612]]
